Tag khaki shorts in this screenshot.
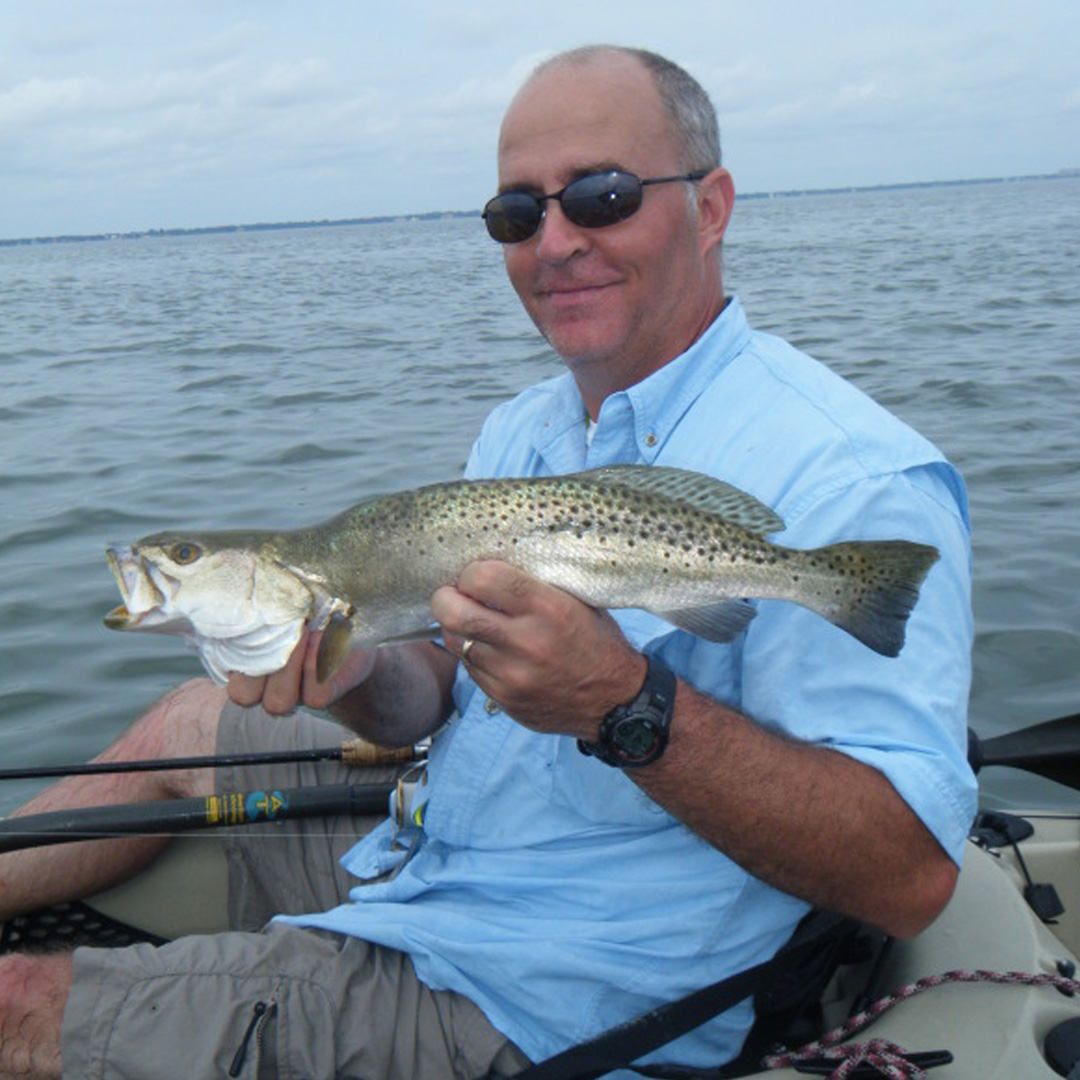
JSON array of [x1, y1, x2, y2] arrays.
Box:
[[60, 702, 530, 1080]]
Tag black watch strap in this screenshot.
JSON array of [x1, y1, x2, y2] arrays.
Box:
[[577, 655, 677, 768]]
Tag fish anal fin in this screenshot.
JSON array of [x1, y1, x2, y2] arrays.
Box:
[[656, 598, 758, 643]]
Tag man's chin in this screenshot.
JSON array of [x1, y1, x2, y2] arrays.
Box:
[[548, 340, 616, 370], [539, 321, 621, 368]]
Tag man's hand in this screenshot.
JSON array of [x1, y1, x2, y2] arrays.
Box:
[[226, 629, 377, 716], [431, 560, 646, 741]]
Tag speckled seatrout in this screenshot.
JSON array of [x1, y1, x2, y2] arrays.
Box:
[[104, 465, 939, 683]]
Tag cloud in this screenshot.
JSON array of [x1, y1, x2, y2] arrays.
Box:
[[0, 73, 99, 130], [2, 0, 1077, 238], [434, 59, 536, 116], [1, 49, 386, 194]]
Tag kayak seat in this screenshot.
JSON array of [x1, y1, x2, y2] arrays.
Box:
[[0, 899, 167, 954], [485, 909, 884, 1080], [718, 911, 884, 1078]]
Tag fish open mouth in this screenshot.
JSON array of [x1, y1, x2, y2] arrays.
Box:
[[104, 546, 166, 629], [103, 602, 134, 628]]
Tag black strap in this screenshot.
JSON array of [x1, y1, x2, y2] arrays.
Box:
[[504, 911, 849, 1080]]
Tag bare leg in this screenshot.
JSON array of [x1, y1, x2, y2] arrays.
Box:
[[0, 679, 228, 920], [0, 952, 69, 1079]]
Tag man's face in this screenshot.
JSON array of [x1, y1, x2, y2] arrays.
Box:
[[495, 55, 730, 402]]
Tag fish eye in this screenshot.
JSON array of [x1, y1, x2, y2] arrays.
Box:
[[169, 542, 202, 565]]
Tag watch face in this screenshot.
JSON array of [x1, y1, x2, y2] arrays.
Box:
[[612, 717, 660, 761]]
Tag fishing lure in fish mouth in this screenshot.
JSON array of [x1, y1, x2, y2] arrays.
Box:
[[104, 465, 939, 683]]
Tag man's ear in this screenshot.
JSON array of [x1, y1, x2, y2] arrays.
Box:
[[696, 167, 736, 254]]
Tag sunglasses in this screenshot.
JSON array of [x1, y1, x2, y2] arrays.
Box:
[[482, 169, 710, 244]]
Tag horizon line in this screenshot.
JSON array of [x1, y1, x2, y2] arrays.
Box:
[[3, 169, 1077, 248]]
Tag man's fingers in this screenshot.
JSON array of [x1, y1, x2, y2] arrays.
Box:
[[431, 579, 507, 646], [260, 633, 310, 714], [222, 629, 379, 715], [455, 560, 542, 615], [224, 632, 309, 714], [435, 561, 568, 648], [226, 671, 268, 707]]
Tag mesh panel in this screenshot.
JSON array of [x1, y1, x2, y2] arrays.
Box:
[[0, 901, 168, 953]]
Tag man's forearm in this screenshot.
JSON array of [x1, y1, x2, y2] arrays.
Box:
[[631, 680, 958, 938], [329, 642, 458, 746]]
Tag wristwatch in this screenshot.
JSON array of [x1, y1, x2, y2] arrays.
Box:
[[577, 655, 677, 768]]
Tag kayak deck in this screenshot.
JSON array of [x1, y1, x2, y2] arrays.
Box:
[[16, 812, 1080, 1077], [801, 817, 1080, 1078]]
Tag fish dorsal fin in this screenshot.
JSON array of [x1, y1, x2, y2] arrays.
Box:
[[580, 465, 785, 536]]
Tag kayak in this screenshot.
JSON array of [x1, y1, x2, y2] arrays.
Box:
[[0, 804, 1072, 1078], [4, 716, 1080, 1079]]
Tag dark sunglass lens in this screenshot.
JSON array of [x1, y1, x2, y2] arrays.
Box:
[[561, 172, 643, 228], [483, 193, 542, 243]]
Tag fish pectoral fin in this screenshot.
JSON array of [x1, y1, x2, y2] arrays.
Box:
[[315, 612, 354, 683], [657, 598, 757, 643], [315, 620, 444, 683], [377, 625, 443, 646]]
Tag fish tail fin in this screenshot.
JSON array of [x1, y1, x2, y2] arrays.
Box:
[[804, 540, 940, 657]]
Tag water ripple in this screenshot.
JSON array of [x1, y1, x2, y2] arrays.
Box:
[[2, 183, 1078, 811]]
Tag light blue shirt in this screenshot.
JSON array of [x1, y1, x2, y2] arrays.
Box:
[[283, 297, 977, 1070]]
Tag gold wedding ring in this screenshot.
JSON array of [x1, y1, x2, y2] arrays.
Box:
[[461, 638, 476, 665]]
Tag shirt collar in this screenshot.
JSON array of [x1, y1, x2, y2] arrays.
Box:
[[531, 296, 752, 470]]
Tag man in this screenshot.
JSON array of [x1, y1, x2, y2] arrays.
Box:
[[0, 45, 976, 1079]]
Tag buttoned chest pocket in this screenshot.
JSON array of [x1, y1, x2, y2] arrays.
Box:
[[546, 617, 741, 827], [548, 738, 673, 826]]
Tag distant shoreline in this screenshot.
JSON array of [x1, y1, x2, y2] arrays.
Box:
[[4, 170, 1077, 248]]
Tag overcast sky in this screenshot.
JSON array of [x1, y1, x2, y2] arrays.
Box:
[[2, 0, 1077, 240]]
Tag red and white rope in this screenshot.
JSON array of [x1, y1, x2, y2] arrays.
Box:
[[761, 967, 1080, 1078]]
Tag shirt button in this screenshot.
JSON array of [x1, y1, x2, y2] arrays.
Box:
[[485, 698, 501, 715], [644, 433, 657, 447]]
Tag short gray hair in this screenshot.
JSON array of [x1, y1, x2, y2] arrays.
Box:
[[530, 45, 721, 172]]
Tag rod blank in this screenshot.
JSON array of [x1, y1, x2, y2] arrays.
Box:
[[0, 739, 421, 784], [0, 783, 396, 854]]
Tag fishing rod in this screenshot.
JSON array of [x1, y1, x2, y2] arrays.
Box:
[[0, 782, 397, 854], [0, 714, 1076, 856], [0, 738, 425, 783], [4, 714, 1077, 787]]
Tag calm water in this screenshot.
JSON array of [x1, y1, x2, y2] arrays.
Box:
[[1, 177, 1078, 813]]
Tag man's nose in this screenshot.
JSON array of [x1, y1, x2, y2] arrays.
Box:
[[532, 200, 589, 262]]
